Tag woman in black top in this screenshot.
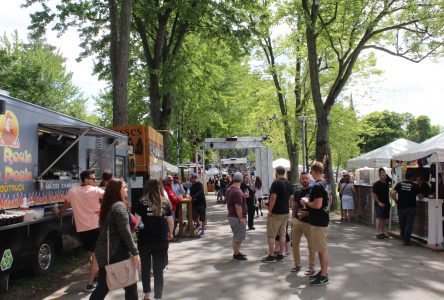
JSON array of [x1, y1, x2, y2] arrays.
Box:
[[90, 179, 140, 300], [136, 179, 174, 300]]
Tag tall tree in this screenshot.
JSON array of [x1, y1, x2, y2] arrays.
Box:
[[109, 0, 132, 125], [300, 0, 444, 189], [0, 33, 91, 120]]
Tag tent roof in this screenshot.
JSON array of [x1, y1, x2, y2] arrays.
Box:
[[347, 138, 418, 169], [392, 132, 444, 162], [163, 161, 179, 174], [273, 158, 290, 169]]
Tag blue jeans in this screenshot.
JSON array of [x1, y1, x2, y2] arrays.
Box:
[[398, 207, 416, 245]]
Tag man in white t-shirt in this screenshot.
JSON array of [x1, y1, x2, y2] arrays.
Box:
[[56, 170, 104, 292]]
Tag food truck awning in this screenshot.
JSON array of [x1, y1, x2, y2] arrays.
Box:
[[39, 124, 126, 139], [347, 138, 418, 169], [392, 132, 444, 163]]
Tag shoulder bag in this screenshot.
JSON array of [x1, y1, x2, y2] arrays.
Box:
[[104, 223, 139, 290]]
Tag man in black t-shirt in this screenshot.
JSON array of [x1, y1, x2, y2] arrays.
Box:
[[261, 166, 292, 263], [241, 174, 256, 230], [291, 172, 316, 275], [390, 172, 423, 246], [190, 173, 207, 238], [301, 161, 330, 286], [372, 168, 391, 239]]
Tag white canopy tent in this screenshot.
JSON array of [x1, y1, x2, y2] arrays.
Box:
[[347, 138, 418, 169], [392, 132, 444, 163], [392, 132, 444, 247], [273, 158, 290, 170]]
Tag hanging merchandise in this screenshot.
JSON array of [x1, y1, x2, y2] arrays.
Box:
[[135, 136, 144, 155]]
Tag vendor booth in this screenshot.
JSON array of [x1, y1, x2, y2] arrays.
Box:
[[347, 138, 418, 225], [392, 132, 444, 247]]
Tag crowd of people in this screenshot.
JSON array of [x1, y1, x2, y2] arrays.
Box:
[[225, 162, 331, 286], [54, 160, 441, 297], [56, 169, 207, 299]]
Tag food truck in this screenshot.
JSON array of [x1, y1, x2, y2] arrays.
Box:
[[110, 125, 164, 204], [0, 93, 128, 292]]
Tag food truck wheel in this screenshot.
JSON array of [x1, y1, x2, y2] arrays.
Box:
[[0, 274, 9, 293], [33, 239, 54, 275]]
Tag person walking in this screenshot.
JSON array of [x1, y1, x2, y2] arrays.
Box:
[[261, 166, 292, 263], [300, 161, 330, 285], [241, 174, 256, 230], [339, 173, 355, 222], [255, 176, 264, 217], [56, 170, 104, 292], [90, 179, 140, 300], [99, 169, 113, 189], [372, 168, 391, 239], [391, 172, 423, 246], [190, 173, 207, 237], [135, 179, 174, 300], [226, 172, 248, 261], [291, 172, 316, 276]]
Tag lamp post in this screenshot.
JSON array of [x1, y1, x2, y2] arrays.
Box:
[[298, 116, 308, 172]]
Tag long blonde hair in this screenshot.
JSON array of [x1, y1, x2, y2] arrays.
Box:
[[141, 179, 164, 216]]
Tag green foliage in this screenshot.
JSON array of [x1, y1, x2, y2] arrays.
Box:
[[405, 115, 441, 143], [359, 111, 441, 152], [360, 110, 411, 152], [0, 33, 92, 120], [168, 34, 279, 163], [329, 100, 362, 169]]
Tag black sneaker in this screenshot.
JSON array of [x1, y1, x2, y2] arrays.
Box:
[[382, 233, 390, 238], [233, 253, 247, 261], [310, 275, 329, 285], [238, 252, 247, 257], [376, 233, 384, 239], [275, 254, 285, 262], [309, 271, 321, 280], [85, 284, 96, 292], [261, 255, 276, 263]]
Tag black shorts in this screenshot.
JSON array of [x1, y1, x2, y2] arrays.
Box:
[[78, 228, 100, 252], [375, 204, 391, 219], [193, 205, 206, 222]]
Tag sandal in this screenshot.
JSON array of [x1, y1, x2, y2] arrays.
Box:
[[291, 266, 301, 272]]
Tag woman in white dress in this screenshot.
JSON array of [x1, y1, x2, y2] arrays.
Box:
[[339, 173, 355, 222]]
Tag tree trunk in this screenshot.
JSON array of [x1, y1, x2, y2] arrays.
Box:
[[315, 113, 337, 209], [109, 0, 132, 126]]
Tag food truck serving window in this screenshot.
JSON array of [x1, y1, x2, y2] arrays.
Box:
[[38, 127, 79, 179]]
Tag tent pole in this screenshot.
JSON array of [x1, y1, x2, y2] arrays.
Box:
[[435, 157, 439, 247]]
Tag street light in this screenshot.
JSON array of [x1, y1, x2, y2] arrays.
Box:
[[297, 115, 308, 172]]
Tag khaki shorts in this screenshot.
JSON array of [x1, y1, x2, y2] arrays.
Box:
[[310, 225, 328, 252], [267, 214, 289, 238]]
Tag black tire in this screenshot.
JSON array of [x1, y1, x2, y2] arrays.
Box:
[[33, 239, 55, 275], [0, 274, 9, 293]]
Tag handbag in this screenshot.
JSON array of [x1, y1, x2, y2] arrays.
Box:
[[104, 224, 139, 290]]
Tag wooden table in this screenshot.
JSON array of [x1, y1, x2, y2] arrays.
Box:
[[177, 197, 195, 238]]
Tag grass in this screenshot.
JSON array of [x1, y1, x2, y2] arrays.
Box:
[[3, 249, 87, 300]]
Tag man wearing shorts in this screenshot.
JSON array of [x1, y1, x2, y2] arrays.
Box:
[[190, 173, 207, 237], [291, 171, 316, 275], [301, 161, 330, 285], [372, 168, 391, 239], [56, 170, 104, 292], [226, 172, 248, 261], [262, 165, 292, 263]]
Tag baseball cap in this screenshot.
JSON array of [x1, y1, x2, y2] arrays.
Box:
[[191, 173, 198, 178], [232, 172, 242, 181]]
